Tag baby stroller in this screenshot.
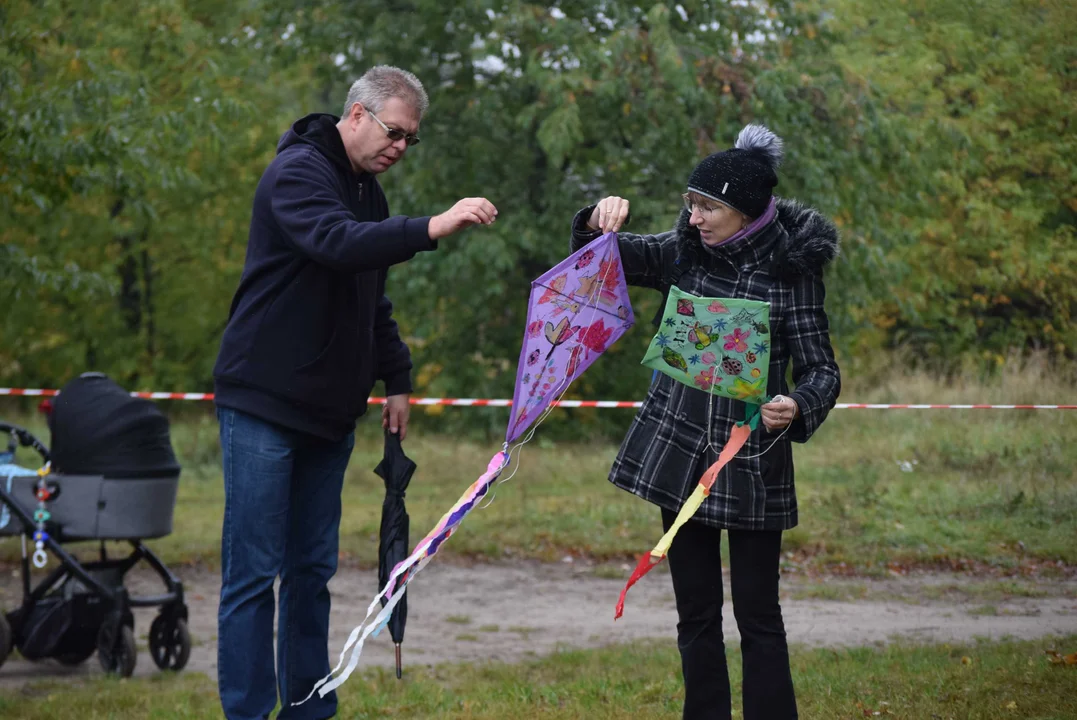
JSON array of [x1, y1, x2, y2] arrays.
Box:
[[0, 372, 189, 677]]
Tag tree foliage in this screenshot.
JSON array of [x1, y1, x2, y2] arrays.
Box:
[[827, 0, 1077, 363], [0, 0, 297, 386], [1, 0, 1072, 433]]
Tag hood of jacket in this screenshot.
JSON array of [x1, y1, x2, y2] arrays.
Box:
[[277, 112, 371, 180]]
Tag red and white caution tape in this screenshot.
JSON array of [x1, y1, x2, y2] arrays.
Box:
[[834, 403, 1077, 410], [0, 388, 1074, 410], [0, 388, 215, 401], [0, 389, 57, 397]]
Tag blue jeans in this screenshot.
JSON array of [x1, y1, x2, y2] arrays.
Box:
[[217, 408, 355, 720]]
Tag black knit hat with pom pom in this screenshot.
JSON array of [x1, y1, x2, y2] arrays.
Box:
[[686, 124, 784, 219]]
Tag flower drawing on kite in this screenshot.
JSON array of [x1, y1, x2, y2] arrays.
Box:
[[723, 327, 751, 353], [693, 366, 718, 391], [580, 319, 614, 353], [731, 376, 765, 401]]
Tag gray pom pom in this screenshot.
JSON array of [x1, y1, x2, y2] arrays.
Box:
[[734, 124, 784, 170]]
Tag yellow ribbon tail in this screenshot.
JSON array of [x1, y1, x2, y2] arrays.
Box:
[[652, 484, 708, 557]]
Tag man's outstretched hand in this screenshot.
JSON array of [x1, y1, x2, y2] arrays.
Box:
[[428, 198, 498, 240]]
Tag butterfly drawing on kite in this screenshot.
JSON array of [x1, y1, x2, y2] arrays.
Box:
[[687, 322, 714, 351], [544, 317, 580, 347]]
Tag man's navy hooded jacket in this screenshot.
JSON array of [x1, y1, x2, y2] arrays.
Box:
[[213, 113, 435, 441]]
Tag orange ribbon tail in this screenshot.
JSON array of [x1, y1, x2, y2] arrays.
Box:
[[614, 420, 754, 619]]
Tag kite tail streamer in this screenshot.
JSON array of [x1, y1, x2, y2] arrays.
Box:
[[293, 451, 509, 706], [614, 405, 763, 620]]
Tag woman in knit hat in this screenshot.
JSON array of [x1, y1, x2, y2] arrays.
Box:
[[570, 125, 841, 720]]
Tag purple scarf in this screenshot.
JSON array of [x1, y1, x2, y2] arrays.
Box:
[[707, 197, 777, 249]]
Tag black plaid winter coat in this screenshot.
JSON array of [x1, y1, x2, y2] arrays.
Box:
[[570, 198, 841, 531]]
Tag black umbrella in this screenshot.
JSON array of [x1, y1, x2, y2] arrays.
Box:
[[374, 428, 416, 679]]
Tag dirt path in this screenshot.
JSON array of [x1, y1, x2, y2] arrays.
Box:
[[2, 561, 1075, 689]]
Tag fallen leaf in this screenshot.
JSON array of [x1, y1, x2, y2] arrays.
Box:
[[1004, 701, 1018, 710], [1044, 649, 1076, 665]]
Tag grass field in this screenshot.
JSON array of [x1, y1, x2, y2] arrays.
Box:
[[1, 359, 1075, 717], [2, 636, 1076, 719], [4, 359, 1073, 578]]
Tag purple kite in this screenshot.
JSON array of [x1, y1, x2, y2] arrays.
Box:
[[507, 232, 635, 444], [301, 233, 634, 704]]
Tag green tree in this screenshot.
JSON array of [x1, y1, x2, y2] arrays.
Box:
[[4, 0, 1069, 439], [262, 1, 908, 435], [0, 0, 296, 388], [826, 0, 1077, 364]]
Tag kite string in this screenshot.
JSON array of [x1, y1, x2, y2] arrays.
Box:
[[704, 381, 718, 461], [707, 391, 789, 463], [738, 424, 789, 459]]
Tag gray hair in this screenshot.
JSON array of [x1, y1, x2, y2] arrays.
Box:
[[342, 65, 429, 118]]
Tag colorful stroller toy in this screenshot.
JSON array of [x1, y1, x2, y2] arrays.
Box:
[[0, 372, 189, 677]]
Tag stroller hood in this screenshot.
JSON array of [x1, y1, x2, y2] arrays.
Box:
[[48, 373, 180, 479]]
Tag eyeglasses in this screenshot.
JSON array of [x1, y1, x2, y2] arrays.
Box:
[[369, 111, 421, 147], [682, 193, 721, 214]]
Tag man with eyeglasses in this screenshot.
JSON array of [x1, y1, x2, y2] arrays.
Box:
[[212, 65, 496, 720]]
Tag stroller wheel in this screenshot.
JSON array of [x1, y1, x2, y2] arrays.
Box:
[[97, 623, 137, 678], [149, 615, 190, 672], [0, 613, 11, 670]]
